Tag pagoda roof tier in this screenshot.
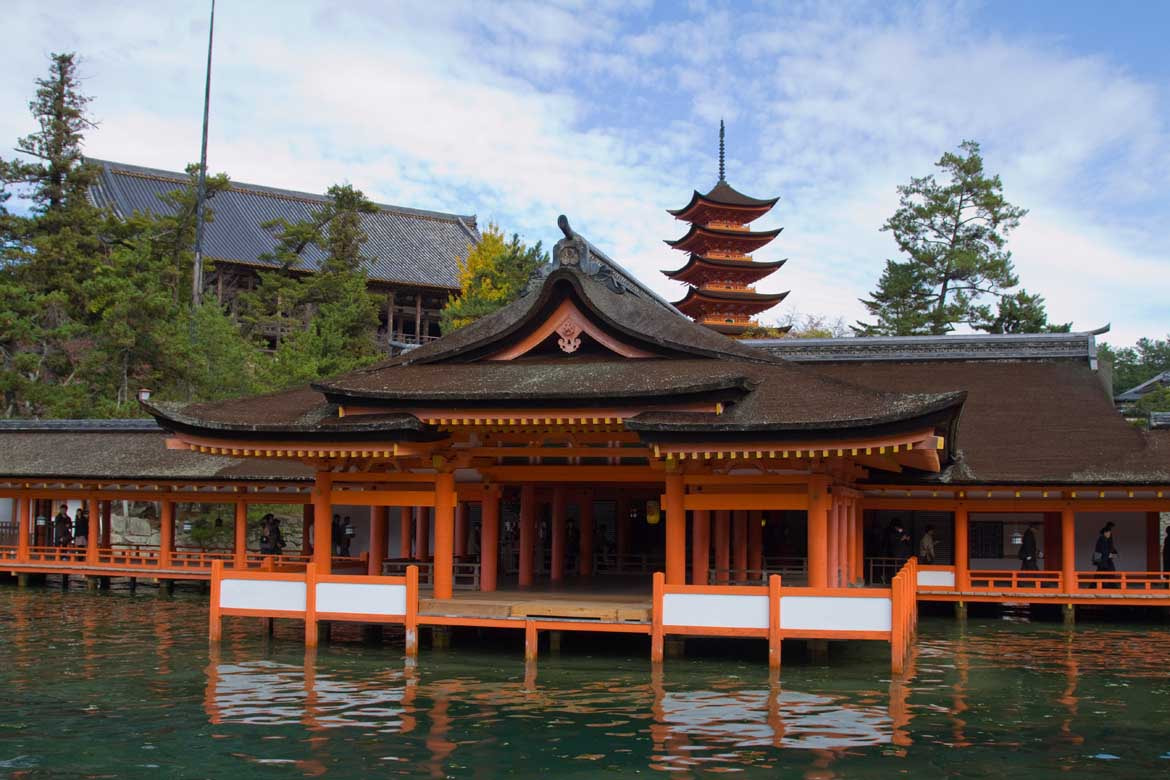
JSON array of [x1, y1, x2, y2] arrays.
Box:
[[148, 217, 961, 453], [672, 287, 790, 319], [665, 224, 783, 256], [667, 181, 779, 224], [663, 254, 787, 286]]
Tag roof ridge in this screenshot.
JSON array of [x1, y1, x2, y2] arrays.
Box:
[[87, 157, 477, 225]]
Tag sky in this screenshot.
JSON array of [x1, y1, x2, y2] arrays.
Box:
[[3, 0, 1168, 346]]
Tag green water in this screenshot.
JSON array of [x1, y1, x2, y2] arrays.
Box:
[[2, 587, 1170, 778]]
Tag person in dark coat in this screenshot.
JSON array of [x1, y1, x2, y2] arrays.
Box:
[[1162, 526, 1170, 573], [1018, 523, 1039, 571], [891, 522, 914, 561], [53, 505, 73, 548], [1093, 525, 1118, 572]]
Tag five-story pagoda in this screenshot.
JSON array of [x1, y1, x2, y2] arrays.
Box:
[[665, 122, 788, 336]]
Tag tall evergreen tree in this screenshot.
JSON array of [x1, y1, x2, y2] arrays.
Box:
[[855, 141, 1065, 336], [441, 224, 546, 333]]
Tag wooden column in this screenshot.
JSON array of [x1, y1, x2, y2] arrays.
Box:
[[86, 497, 99, 564], [302, 504, 313, 554], [616, 496, 630, 560], [398, 507, 412, 558], [954, 506, 969, 590], [748, 510, 763, 575], [664, 472, 685, 585], [519, 485, 536, 587], [550, 487, 567, 582], [1146, 511, 1161, 571], [17, 495, 30, 562], [733, 510, 748, 582], [434, 473, 455, 600], [312, 473, 333, 574], [160, 500, 174, 568], [454, 502, 469, 558], [369, 507, 389, 576], [1061, 508, 1076, 593], [415, 507, 430, 560], [714, 510, 730, 584], [691, 509, 710, 585], [807, 477, 830, 589], [481, 485, 500, 592], [578, 492, 594, 578], [233, 500, 248, 569], [100, 501, 112, 549]]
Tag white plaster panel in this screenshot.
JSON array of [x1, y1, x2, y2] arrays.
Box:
[[917, 569, 955, 587], [220, 579, 306, 612], [780, 596, 891, 633], [316, 582, 407, 616], [662, 593, 769, 629]]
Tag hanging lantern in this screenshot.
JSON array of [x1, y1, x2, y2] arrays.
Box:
[[645, 499, 661, 526], [1010, 529, 1024, 546]]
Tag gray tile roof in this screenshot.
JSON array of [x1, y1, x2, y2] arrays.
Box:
[[88, 159, 479, 290], [746, 330, 1108, 364]]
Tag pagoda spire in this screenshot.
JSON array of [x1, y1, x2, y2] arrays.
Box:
[[718, 119, 726, 183], [664, 128, 789, 338]]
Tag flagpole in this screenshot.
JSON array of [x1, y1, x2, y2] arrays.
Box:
[[192, 0, 216, 307]]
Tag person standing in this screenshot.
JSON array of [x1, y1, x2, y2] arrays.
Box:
[[1093, 524, 1118, 572], [918, 525, 937, 564], [1161, 526, 1170, 573], [1018, 523, 1039, 571], [73, 505, 89, 548], [53, 504, 73, 548]]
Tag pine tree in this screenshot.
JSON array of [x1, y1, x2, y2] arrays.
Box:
[[441, 224, 546, 333], [855, 141, 1065, 336]]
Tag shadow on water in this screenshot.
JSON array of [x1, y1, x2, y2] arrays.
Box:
[[2, 586, 1170, 777]]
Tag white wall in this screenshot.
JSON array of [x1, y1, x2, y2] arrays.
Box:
[[0, 498, 13, 524]]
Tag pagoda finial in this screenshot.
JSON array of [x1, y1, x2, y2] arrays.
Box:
[[718, 119, 726, 182]]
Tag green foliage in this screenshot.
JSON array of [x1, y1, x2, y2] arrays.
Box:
[[856, 140, 1065, 336], [1133, 386, 1170, 415], [1099, 336, 1170, 395], [441, 223, 545, 333]]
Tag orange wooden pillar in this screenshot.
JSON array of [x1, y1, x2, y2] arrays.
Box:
[[433, 473, 456, 600], [733, 511, 748, 581], [17, 495, 30, 562], [454, 502, 469, 559], [233, 500, 248, 569], [691, 509, 710, 585], [1060, 508, 1076, 593], [302, 504, 313, 554], [616, 496, 630, 560], [481, 485, 500, 592], [664, 472, 686, 585], [1146, 511, 1161, 571], [399, 507, 412, 558], [954, 506, 968, 590], [86, 497, 100, 564], [807, 477, 830, 589], [415, 507, 430, 560], [312, 472, 333, 574], [369, 506, 389, 576], [578, 491, 594, 578], [551, 486, 567, 582], [519, 485, 536, 587], [100, 500, 112, 549], [748, 510, 763, 575], [714, 510, 730, 584], [669, 472, 683, 582], [160, 500, 174, 568]]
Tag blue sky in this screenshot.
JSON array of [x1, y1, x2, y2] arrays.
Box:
[[3, 0, 1168, 346]]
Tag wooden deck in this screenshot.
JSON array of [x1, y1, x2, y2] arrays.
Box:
[[420, 588, 652, 623]]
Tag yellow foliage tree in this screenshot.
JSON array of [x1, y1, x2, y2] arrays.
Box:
[[441, 223, 546, 333]]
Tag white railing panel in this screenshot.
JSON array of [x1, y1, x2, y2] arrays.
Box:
[[220, 579, 306, 612], [316, 582, 407, 616], [662, 593, 769, 630], [780, 596, 891, 633], [917, 569, 955, 587]]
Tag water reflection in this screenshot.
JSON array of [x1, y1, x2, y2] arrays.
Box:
[[4, 587, 1170, 778]]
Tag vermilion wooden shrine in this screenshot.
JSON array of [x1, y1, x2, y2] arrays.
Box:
[[1, 217, 1168, 669]]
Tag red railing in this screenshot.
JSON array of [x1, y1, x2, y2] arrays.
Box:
[[890, 558, 918, 675], [1075, 571, 1170, 592], [967, 570, 1062, 591]]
